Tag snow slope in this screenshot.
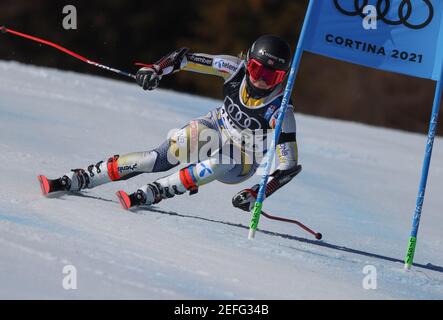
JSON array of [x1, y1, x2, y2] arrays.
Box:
[[0, 60, 442, 299]]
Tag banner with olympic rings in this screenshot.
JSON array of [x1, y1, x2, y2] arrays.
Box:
[[303, 0, 443, 80]]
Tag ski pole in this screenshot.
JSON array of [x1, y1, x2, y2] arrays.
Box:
[[248, 0, 316, 239], [261, 210, 322, 240], [0, 26, 136, 79]]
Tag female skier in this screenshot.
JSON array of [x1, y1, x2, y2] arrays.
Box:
[[37, 35, 301, 212]]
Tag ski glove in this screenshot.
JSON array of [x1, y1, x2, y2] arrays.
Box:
[[136, 65, 162, 91], [232, 185, 259, 212], [232, 165, 302, 212]]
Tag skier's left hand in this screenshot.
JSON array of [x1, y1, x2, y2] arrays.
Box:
[[232, 184, 259, 212]]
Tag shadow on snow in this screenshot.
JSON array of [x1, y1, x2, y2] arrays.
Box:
[[75, 192, 443, 274]]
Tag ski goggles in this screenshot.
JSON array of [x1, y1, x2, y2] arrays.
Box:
[[246, 58, 287, 87]]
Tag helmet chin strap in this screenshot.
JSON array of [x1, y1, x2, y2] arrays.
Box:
[[245, 73, 274, 99]]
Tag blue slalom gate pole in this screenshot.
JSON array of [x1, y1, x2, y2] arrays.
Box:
[[248, 0, 315, 239], [404, 79, 443, 269]]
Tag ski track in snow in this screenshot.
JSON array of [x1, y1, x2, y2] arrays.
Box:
[[0, 60, 442, 299]]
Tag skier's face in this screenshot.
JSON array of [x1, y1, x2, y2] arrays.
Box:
[[249, 75, 274, 90]]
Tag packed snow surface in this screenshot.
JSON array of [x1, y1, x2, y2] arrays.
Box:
[[0, 61, 442, 299]]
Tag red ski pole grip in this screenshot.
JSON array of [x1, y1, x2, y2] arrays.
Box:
[[0, 26, 7, 33]]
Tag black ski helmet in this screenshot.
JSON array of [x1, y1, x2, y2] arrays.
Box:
[[245, 35, 292, 98]]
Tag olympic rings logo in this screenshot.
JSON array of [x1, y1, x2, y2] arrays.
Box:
[[224, 97, 262, 130], [333, 0, 434, 30]]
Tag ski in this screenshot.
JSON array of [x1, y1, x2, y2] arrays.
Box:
[[116, 190, 132, 210]]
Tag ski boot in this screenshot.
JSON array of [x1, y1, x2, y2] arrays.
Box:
[[37, 175, 72, 197], [116, 166, 197, 210], [116, 183, 163, 210], [37, 169, 90, 197]]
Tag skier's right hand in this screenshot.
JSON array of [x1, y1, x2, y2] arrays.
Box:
[[232, 184, 259, 212], [136, 65, 162, 91]]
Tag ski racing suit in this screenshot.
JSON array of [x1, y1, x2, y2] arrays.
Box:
[[62, 48, 299, 206]]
